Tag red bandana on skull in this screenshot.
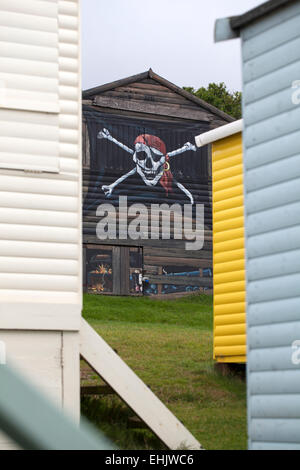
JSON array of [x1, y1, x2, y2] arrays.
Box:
[[134, 134, 173, 196]]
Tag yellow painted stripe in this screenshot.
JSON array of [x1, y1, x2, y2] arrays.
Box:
[[214, 227, 244, 244], [214, 280, 245, 295], [214, 259, 245, 274], [214, 270, 245, 284], [214, 216, 244, 232], [214, 334, 246, 347], [214, 237, 245, 254], [215, 324, 246, 336], [215, 313, 246, 327], [214, 195, 244, 212], [214, 291, 246, 305], [214, 248, 245, 264], [214, 304, 245, 316], [213, 206, 244, 223], [217, 356, 246, 363], [214, 163, 243, 181], [214, 174, 243, 192], [214, 145, 243, 161], [213, 184, 244, 203], [213, 154, 242, 171], [214, 345, 247, 356]]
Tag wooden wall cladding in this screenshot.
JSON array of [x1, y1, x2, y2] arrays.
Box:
[[84, 77, 230, 129], [81, 76, 223, 296]]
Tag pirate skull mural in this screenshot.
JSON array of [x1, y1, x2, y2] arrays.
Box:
[[97, 128, 197, 204], [133, 136, 166, 187]]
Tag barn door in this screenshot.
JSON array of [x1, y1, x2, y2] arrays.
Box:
[[85, 245, 143, 296], [129, 247, 143, 295], [112, 246, 128, 295], [113, 246, 143, 296]]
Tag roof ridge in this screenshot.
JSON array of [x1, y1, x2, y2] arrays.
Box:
[[82, 69, 234, 123]]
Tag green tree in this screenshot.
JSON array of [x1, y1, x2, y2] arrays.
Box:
[[183, 82, 242, 120]]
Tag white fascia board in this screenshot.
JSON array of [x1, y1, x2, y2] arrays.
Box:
[[214, 17, 240, 42], [195, 119, 243, 148]]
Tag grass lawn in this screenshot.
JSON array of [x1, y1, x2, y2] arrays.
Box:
[[81, 293, 247, 450]]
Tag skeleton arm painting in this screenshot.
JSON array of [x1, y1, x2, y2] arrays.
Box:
[[97, 128, 134, 155], [97, 128, 197, 204], [98, 128, 137, 197]]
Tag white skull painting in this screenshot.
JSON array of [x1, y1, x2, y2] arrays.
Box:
[[133, 142, 165, 187], [97, 128, 197, 204]]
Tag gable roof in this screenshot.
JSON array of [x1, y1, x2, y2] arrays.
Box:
[[82, 69, 234, 123]]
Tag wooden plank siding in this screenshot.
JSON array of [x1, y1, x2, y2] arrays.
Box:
[[239, 1, 300, 450], [83, 77, 230, 128], [82, 72, 231, 297]]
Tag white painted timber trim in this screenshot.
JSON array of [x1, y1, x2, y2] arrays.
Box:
[[0, 303, 81, 331], [195, 119, 243, 147], [214, 17, 239, 42], [80, 319, 203, 450], [62, 332, 80, 422]]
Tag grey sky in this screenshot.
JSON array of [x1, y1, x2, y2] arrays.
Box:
[[82, 0, 265, 93]]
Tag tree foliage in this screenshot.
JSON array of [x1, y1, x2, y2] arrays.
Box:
[[183, 82, 242, 120]]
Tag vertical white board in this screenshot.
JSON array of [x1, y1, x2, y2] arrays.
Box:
[[0, 0, 82, 331], [0, 0, 82, 449]]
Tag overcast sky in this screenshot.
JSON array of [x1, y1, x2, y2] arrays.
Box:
[[81, 0, 265, 93]]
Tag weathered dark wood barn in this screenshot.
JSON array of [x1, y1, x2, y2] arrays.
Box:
[[82, 69, 233, 297]]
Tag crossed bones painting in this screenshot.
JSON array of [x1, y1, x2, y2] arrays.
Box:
[[84, 113, 209, 210], [97, 128, 197, 204]]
